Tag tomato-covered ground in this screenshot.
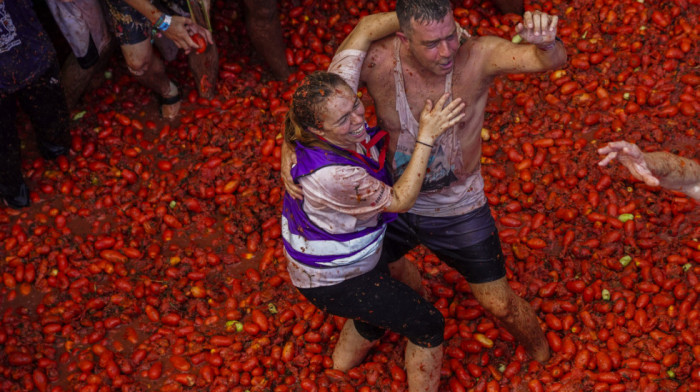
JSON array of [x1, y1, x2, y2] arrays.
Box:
[[1, 0, 699, 391]]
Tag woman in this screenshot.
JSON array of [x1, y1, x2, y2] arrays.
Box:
[[281, 12, 465, 391]]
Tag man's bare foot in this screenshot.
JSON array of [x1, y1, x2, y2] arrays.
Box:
[[161, 82, 181, 120]]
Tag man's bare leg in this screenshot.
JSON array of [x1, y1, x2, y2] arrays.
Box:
[[332, 320, 376, 372], [121, 40, 180, 119], [470, 277, 550, 363], [405, 343, 442, 392], [243, 0, 291, 80], [389, 257, 425, 296]]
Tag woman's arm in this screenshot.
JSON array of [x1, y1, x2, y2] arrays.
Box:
[[385, 94, 465, 212], [336, 12, 399, 53]]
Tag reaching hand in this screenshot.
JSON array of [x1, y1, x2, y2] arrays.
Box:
[[515, 11, 558, 48], [597, 141, 660, 186], [417, 93, 466, 145], [163, 16, 213, 53]]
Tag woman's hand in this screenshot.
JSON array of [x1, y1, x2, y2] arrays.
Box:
[[162, 16, 213, 53], [416, 93, 466, 145]]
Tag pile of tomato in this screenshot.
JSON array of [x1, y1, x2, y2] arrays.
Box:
[[1, 0, 698, 391]]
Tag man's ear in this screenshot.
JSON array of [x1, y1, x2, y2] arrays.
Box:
[[397, 31, 409, 44]]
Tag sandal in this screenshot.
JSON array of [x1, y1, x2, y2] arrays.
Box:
[[159, 82, 181, 120]]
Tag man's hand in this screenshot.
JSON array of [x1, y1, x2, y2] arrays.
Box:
[[281, 142, 303, 200], [597, 141, 660, 187], [515, 11, 558, 48], [163, 16, 213, 53]]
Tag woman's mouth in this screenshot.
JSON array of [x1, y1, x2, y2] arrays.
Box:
[[350, 124, 366, 136]]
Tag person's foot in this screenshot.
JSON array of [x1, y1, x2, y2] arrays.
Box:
[[1, 182, 30, 209], [38, 141, 69, 160], [160, 82, 181, 120]]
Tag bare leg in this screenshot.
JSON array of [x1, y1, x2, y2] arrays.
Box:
[[243, 0, 291, 80], [332, 320, 375, 372], [405, 343, 442, 392], [60, 40, 116, 109], [389, 257, 426, 297], [121, 40, 180, 119], [470, 277, 550, 363]]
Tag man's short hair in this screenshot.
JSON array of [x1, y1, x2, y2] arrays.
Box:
[[396, 0, 452, 35]]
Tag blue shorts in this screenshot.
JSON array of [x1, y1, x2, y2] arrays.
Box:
[[379, 203, 506, 284]]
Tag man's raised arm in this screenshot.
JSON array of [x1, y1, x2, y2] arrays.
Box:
[[483, 11, 566, 76]]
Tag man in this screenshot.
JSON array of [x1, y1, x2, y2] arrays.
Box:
[[1, 0, 70, 208], [598, 141, 700, 201], [284, 0, 565, 365], [103, 0, 216, 119]]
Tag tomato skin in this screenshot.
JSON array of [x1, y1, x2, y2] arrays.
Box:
[[192, 33, 206, 53]]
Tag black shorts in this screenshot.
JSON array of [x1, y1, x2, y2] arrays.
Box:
[[379, 203, 506, 284], [297, 262, 444, 348]]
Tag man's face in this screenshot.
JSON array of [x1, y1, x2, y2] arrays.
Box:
[[403, 14, 460, 76]]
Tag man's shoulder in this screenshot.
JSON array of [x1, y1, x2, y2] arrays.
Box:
[[363, 36, 396, 73], [454, 36, 510, 71]]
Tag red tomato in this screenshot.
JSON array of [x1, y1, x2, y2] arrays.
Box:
[[192, 33, 206, 53]]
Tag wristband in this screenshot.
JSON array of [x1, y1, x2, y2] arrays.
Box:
[[155, 14, 172, 31], [416, 140, 434, 148]]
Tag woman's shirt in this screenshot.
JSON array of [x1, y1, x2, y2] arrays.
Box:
[[285, 139, 393, 288]]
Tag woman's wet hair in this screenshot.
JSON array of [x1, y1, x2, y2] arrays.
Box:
[[285, 71, 349, 148], [284, 71, 366, 164]]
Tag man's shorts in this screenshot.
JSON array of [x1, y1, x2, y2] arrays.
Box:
[[103, 0, 188, 45], [379, 203, 506, 284]]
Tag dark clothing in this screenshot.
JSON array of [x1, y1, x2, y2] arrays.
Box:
[[0, 0, 56, 93], [298, 260, 445, 348], [0, 62, 70, 196], [103, 0, 189, 45], [379, 204, 507, 284]]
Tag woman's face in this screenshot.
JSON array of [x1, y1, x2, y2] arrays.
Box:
[[312, 84, 367, 150]]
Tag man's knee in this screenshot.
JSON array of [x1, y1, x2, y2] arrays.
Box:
[[476, 290, 517, 321]]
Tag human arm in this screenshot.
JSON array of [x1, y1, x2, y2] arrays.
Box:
[[330, 12, 399, 92], [598, 141, 700, 201], [283, 13, 400, 200], [483, 11, 566, 75], [281, 141, 303, 200], [336, 12, 399, 53], [123, 0, 213, 52], [385, 94, 466, 212]]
